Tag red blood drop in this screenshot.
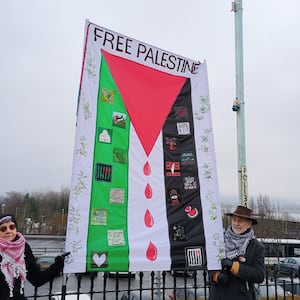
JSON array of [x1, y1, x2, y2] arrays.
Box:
[[146, 241, 157, 261], [143, 161, 151, 176], [145, 183, 152, 199], [144, 209, 154, 228]]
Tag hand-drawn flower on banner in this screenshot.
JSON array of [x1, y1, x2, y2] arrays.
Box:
[[84, 49, 97, 82], [82, 100, 92, 120], [66, 239, 83, 264], [202, 163, 213, 180], [212, 233, 225, 261], [206, 189, 218, 221], [73, 170, 87, 196], [76, 136, 88, 157], [194, 96, 210, 120], [206, 189, 214, 202], [200, 128, 213, 154], [68, 206, 81, 234]]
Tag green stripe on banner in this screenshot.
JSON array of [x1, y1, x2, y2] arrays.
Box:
[[87, 55, 130, 271]]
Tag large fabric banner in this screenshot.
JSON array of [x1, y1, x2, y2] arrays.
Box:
[[65, 21, 224, 273]]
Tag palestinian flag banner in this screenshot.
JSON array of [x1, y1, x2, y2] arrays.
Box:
[[65, 21, 224, 273]]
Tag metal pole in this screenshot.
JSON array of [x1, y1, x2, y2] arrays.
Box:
[[232, 0, 248, 207]]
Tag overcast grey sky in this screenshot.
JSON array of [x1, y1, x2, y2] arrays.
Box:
[[0, 0, 299, 206]]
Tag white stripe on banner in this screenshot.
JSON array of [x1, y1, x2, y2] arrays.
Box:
[[192, 62, 224, 270], [128, 126, 171, 271], [64, 24, 102, 273]]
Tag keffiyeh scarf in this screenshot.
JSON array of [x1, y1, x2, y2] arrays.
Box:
[[0, 233, 27, 297], [224, 226, 255, 259]]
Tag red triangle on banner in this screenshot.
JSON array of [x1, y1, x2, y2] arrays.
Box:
[[102, 50, 186, 156]]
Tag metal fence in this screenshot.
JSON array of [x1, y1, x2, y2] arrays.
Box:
[[24, 268, 300, 300]]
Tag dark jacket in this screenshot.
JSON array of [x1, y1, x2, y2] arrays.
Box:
[[0, 242, 62, 300], [209, 238, 265, 300]]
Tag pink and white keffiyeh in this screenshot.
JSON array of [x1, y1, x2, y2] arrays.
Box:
[[0, 232, 27, 297]]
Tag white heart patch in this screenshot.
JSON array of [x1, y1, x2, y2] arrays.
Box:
[[92, 253, 106, 267]]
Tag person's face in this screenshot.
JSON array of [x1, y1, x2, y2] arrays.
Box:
[[231, 216, 252, 235], [0, 221, 17, 241]]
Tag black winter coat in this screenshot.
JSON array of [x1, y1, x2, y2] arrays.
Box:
[[0, 242, 62, 300], [209, 238, 265, 300]]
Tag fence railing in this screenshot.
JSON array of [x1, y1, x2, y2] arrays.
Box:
[[24, 268, 300, 300], [31, 247, 66, 257]]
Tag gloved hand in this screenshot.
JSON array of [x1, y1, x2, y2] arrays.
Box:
[[55, 252, 71, 271], [218, 272, 230, 285], [221, 258, 233, 271]]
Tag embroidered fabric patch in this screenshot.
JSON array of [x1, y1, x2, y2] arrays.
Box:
[[185, 247, 203, 267], [112, 112, 126, 128], [90, 251, 108, 268], [107, 229, 125, 246], [183, 176, 197, 190], [185, 206, 199, 219], [177, 122, 190, 135], [98, 127, 112, 143], [172, 224, 186, 241], [165, 161, 180, 176], [101, 88, 114, 104], [113, 148, 127, 164], [165, 137, 177, 151], [180, 151, 195, 165], [95, 163, 112, 182], [174, 106, 188, 120], [168, 189, 180, 205], [109, 188, 125, 204], [91, 208, 107, 225]]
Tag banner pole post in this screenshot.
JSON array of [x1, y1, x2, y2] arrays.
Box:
[[232, 0, 248, 207]]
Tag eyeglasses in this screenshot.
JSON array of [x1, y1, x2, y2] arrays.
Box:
[[0, 224, 17, 232]]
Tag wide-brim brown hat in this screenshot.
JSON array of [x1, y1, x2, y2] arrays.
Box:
[[225, 205, 258, 225]]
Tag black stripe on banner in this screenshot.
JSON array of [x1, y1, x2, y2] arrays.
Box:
[[162, 78, 207, 271]]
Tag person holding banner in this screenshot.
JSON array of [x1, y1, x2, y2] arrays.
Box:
[[209, 205, 265, 300], [0, 213, 68, 300]]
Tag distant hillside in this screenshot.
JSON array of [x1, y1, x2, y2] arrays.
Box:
[[219, 194, 300, 221]]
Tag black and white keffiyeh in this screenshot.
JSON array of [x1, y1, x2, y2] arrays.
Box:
[[224, 226, 255, 259]]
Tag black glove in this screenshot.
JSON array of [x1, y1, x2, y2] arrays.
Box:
[[55, 252, 71, 271], [218, 272, 230, 285], [221, 258, 233, 271]]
